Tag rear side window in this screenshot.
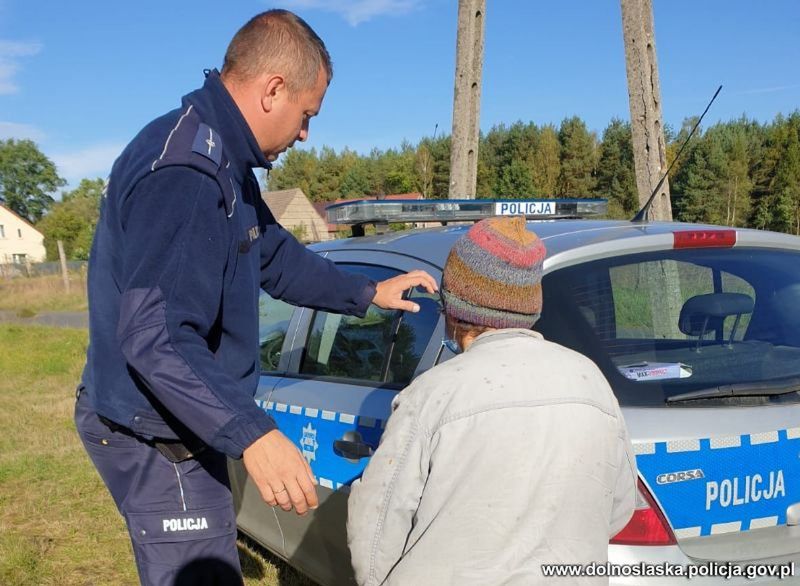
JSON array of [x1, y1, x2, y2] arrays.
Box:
[[604, 260, 754, 341], [259, 292, 294, 372], [300, 265, 439, 386], [536, 248, 800, 406]]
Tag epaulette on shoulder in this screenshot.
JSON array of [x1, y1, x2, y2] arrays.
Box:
[[149, 105, 236, 217]]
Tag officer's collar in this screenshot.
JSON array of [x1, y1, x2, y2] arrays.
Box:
[[184, 69, 271, 181]]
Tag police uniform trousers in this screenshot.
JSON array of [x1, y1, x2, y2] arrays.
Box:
[[75, 390, 243, 586]]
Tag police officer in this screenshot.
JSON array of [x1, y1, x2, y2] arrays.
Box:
[[74, 10, 437, 585]]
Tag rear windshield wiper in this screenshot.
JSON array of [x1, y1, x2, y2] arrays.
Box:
[[666, 376, 800, 403]]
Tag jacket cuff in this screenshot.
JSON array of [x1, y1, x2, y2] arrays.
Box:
[[214, 409, 277, 459], [354, 279, 378, 318]]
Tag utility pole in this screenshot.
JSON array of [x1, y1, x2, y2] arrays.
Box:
[[621, 0, 682, 338], [448, 0, 485, 199], [621, 0, 672, 220], [57, 240, 70, 293]]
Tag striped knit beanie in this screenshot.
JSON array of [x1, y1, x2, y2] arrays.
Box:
[[442, 216, 546, 329]]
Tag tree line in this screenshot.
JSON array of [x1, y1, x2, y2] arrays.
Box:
[[1, 110, 799, 261], [269, 111, 800, 232]]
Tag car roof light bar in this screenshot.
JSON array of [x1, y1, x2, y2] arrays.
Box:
[[326, 198, 608, 235]]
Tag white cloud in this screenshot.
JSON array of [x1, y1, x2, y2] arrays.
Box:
[[0, 40, 42, 57], [738, 84, 800, 96], [0, 121, 45, 141], [282, 0, 423, 26], [51, 142, 125, 186], [0, 39, 42, 95]]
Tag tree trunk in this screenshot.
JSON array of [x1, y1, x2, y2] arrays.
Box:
[[621, 0, 672, 220], [622, 0, 683, 339], [448, 0, 485, 199]]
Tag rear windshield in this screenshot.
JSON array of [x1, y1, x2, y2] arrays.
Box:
[[535, 248, 800, 406]]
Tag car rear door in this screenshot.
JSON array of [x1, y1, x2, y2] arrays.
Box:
[[264, 251, 443, 586]]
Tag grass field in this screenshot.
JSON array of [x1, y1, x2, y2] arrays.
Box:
[[0, 324, 314, 585], [0, 274, 89, 315]]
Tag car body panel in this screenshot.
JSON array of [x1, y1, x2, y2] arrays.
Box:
[[232, 219, 800, 585]]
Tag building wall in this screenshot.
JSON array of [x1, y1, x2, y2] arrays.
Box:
[[0, 206, 46, 264], [279, 196, 332, 242]]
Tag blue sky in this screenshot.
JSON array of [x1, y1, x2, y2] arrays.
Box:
[[1, 1, 799, 193]]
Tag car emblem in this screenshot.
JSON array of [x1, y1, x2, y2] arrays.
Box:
[[300, 423, 319, 464]]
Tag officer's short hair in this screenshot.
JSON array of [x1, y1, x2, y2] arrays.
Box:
[[222, 9, 332, 97]]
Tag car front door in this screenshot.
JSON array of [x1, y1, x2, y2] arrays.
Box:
[[229, 291, 303, 560], [264, 251, 442, 585]]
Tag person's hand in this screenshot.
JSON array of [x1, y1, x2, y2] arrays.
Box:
[[242, 429, 318, 515], [372, 270, 438, 313]]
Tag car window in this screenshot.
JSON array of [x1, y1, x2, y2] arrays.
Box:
[[536, 248, 800, 406], [299, 265, 439, 386], [302, 305, 398, 381], [300, 265, 399, 383], [387, 287, 440, 384], [603, 260, 754, 342], [259, 292, 295, 372]]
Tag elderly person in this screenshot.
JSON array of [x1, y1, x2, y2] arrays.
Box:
[[348, 216, 637, 585]]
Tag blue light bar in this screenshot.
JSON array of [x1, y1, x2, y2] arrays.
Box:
[[326, 198, 608, 226]]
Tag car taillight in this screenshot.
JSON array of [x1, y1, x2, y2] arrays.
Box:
[[610, 479, 676, 546], [673, 229, 736, 249]]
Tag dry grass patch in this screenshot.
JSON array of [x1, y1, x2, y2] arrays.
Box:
[[0, 273, 88, 315], [0, 325, 315, 585]]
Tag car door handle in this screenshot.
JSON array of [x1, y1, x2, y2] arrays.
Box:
[[333, 439, 374, 460]]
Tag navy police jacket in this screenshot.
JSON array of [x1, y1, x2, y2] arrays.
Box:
[[82, 69, 376, 458]]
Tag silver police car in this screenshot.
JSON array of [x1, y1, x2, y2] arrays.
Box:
[[229, 199, 800, 585]]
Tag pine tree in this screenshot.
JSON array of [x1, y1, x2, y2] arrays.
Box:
[[532, 125, 560, 197], [595, 119, 637, 217], [771, 114, 800, 233], [557, 117, 597, 196], [672, 136, 716, 223], [496, 159, 536, 197]]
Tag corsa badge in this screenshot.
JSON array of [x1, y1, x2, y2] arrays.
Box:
[[656, 468, 705, 485]]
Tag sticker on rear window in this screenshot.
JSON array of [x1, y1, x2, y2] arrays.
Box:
[[618, 361, 693, 381]]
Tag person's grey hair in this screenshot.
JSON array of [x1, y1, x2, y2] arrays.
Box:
[[221, 9, 332, 96]]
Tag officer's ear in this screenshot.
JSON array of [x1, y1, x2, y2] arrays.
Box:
[[261, 74, 286, 113]]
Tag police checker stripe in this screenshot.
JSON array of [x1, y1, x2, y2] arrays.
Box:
[[256, 400, 387, 490], [256, 399, 384, 429], [710, 435, 741, 449], [634, 428, 798, 538], [673, 527, 702, 539], [749, 515, 779, 530], [711, 521, 741, 535]]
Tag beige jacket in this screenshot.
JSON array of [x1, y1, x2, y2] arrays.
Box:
[[347, 329, 637, 586]]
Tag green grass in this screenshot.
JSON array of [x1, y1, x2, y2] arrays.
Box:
[[0, 324, 314, 585]]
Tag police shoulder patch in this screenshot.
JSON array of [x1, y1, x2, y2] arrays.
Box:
[[191, 123, 223, 167]]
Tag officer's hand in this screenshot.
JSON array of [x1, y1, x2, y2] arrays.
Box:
[[242, 429, 318, 515], [373, 270, 438, 313]]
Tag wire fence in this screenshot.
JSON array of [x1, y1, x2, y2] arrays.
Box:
[[0, 260, 88, 279]]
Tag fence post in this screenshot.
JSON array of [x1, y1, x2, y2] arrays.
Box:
[[57, 240, 71, 294]]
